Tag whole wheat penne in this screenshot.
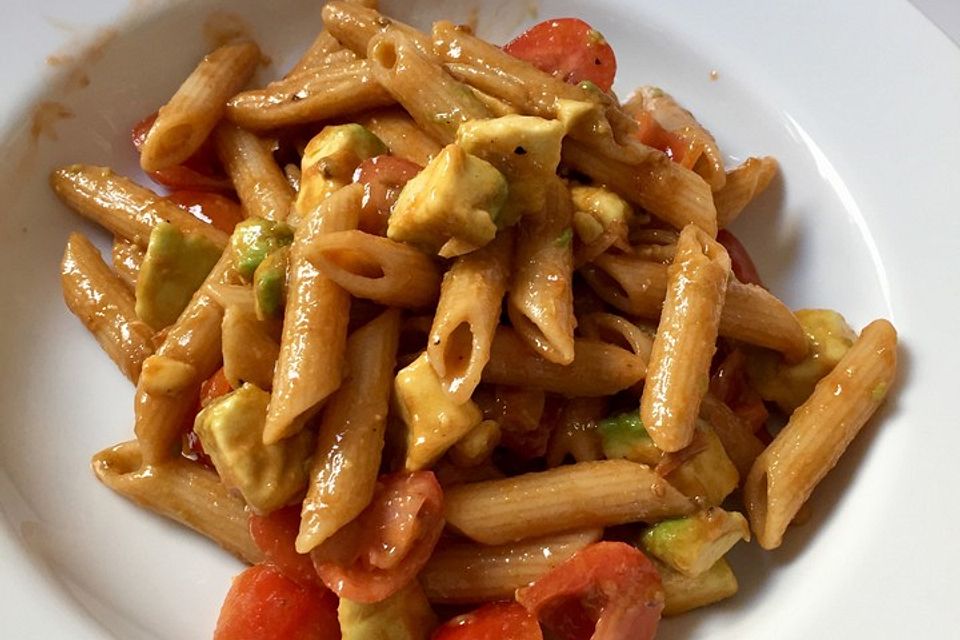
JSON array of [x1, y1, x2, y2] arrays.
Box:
[[483, 327, 646, 397], [508, 179, 576, 365], [642, 225, 732, 452], [50, 165, 228, 249], [581, 253, 808, 361], [214, 123, 294, 223], [367, 29, 490, 144], [133, 251, 237, 465], [745, 319, 897, 549], [421, 529, 603, 603], [140, 41, 260, 172], [264, 184, 361, 444], [111, 238, 144, 290], [699, 393, 766, 480], [61, 233, 154, 382], [355, 107, 442, 166], [305, 230, 441, 308], [428, 231, 512, 403], [226, 60, 395, 131], [92, 440, 262, 564], [444, 459, 694, 545], [577, 312, 654, 365], [715, 156, 779, 228], [221, 301, 280, 391], [322, 1, 430, 57], [297, 309, 400, 553]]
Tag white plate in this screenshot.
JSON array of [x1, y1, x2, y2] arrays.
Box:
[[1, 1, 957, 638]]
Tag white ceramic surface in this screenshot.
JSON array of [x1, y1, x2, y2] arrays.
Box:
[[1, 1, 958, 638]]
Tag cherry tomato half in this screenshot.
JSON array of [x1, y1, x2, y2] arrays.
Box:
[[504, 18, 617, 92]]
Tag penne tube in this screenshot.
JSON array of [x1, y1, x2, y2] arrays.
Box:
[[297, 309, 401, 553], [61, 233, 155, 382], [133, 251, 237, 465], [221, 301, 280, 391], [699, 393, 765, 479], [428, 231, 513, 403], [641, 225, 732, 452], [286, 31, 344, 77], [367, 28, 490, 144], [50, 165, 228, 249], [581, 254, 808, 361], [577, 312, 654, 365], [508, 179, 576, 365], [421, 529, 603, 603], [92, 440, 262, 565], [715, 156, 779, 228], [264, 184, 361, 444], [355, 108, 441, 166], [322, 1, 430, 57], [744, 319, 898, 549], [482, 327, 646, 397], [444, 459, 694, 545], [139, 41, 261, 172], [226, 60, 395, 131], [305, 230, 441, 308], [110, 237, 144, 290], [214, 123, 294, 223]]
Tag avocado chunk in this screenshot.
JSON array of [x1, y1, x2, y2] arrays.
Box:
[[570, 185, 633, 244], [194, 383, 313, 513], [297, 123, 387, 214], [253, 245, 289, 320], [666, 423, 740, 507], [598, 411, 660, 465], [387, 144, 507, 258], [135, 222, 222, 330], [641, 508, 749, 577], [338, 581, 437, 640], [747, 309, 857, 413], [229, 217, 294, 280], [456, 115, 564, 225], [658, 557, 739, 617]]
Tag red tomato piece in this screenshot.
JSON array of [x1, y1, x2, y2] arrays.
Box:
[[432, 602, 543, 640], [181, 368, 233, 467], [353, 155, 422, 236], [131, 112, 232, 192], [717, 229, 764, 287], [517, 542, 664, 640], [709, 349, 770, 434], [503, 18, 617, 92], [214, 564, 340, 640], [167, 190, 246, 234], [249, 506, 325, 589], [633, 111, 691, 166], [311, 471, 444, 603], [200, 367, 234, 407]]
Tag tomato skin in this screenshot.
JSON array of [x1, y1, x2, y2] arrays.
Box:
[[353, 155, 422, 236], [504, 18, 617, 92], [717, 229, 764, 287], [710, 348, 770, 434], [311, 471, 445, 603], [131, 112, 232, 192], [181, 368, 233, 467], [167, 190, 246, 234], [517, 542, 664, 640], [249, 506, 325, 589], [633, 111, 690, 166], [214, 564, 340, 640], [200, 367, 234, 406], [432, 602, 543, 640]]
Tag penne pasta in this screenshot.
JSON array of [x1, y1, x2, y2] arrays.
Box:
[[92, 440, 262, 565], [140, 41, 261, 172], [641, 225, 732, 452], [421, 529, 603, 603], [355, 107, 442, 166], [214, 123, 294, 223], [744, 319, 898, 549], [286, 31, 344, 77], [577, 311, 654, 365], [321, 1, 430, 57], [444, 459, 694, 545], [264, 184, 361, 444], [111, 238, 144, 290], [715, 156, 779, 228], [508, 179, 576, 365], [482, 327, 647, 397], [297, 309, 401, 553], [428, 231, 513, 403], [50, 165, 228, 249], [305, 229, 441, 308], [61, 233, 155, 382]]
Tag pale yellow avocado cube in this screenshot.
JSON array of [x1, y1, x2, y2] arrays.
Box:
[[659, 558, 739, 617], [194, 383, 313, 513], [296, 123, 386, 215], [570, 185, 633, 244], [457, 115, 565, 225], [338, 581, 437, 640], [387, 144, 507, 257], [641, 508, 750, 577]]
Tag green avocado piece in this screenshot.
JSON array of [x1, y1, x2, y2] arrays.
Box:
[[641, 508, 749, 577], [598, 411, 661, 465], [253, 245, 289, 320], [298, 124, 387, 211], [338, 581, 437, 640], [666, 423, 740, 507], [135, 222, 222, 330], [194, 383, 313, 513], [229, 217, 294, 280]]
